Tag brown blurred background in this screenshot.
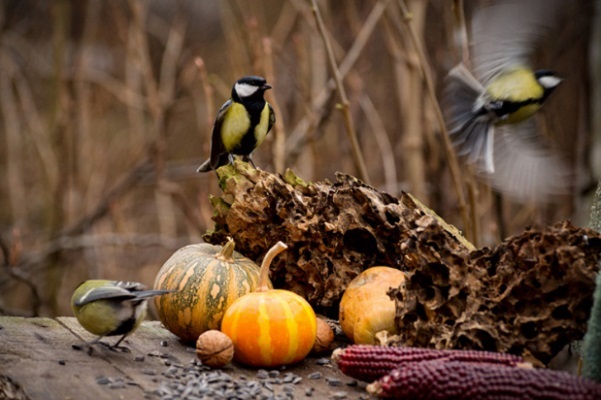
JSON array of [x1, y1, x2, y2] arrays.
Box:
[[0, 0, 599, 317]]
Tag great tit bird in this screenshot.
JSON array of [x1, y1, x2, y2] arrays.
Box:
[[445, 64, 562, 173], [197, 76, 275, 173], [71, 280, 172, 351], [443, 0, 570, 202]]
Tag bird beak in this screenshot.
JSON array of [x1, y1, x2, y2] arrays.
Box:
[[262, 83, 272, 90]]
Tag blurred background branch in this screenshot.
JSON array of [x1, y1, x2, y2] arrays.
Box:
[[0, 0, 596, 316]]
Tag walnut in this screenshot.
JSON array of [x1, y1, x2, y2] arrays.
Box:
[[196, 330, 234, 368], [312, 317, 335, 354]]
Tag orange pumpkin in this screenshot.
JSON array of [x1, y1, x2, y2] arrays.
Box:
[[221, 242, 317, 367], [153, 238, 269, 342], [339, 266, 406, 344]]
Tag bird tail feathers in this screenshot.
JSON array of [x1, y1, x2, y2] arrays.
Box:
[[444, 64, 495, 173]]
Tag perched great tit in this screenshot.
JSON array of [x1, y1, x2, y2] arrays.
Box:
[[197, 76, 275, 173], [443, 0, 570, 202], [71, 280, 172, 351]]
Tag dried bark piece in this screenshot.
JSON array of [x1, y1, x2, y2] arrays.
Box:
[[204, 161, 473, 314], [390, 221, 601, 364]]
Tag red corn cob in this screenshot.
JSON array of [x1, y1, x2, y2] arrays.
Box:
[[333, 345, 525, 382], [367, 361, 601, 400]]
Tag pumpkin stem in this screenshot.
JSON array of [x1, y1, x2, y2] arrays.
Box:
[[257, 241, 288, 292], [216, 237, 236, 261]]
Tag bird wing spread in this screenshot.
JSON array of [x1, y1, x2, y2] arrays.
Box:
[[471, 0, 562, 84], [479, 122, 572, 202]]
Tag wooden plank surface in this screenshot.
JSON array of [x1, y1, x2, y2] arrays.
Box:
[[0, 316, 371, 400], [0, 317, 187, 400]]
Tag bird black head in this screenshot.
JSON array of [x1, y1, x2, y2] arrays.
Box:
[[232, 76, 272, 102]]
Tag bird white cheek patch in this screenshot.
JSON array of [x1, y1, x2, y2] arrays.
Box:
[[538, 76, 561, 89], [235, 82, 259, 98]]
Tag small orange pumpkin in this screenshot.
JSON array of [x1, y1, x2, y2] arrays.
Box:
[[221, 242, 317, 367], [153, 238, 269, 342], [339, 266, 406, 344]]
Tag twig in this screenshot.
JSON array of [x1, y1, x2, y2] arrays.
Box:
[[128, 0, 161, 123], [262, 37, 287, 174], [0, 50, 27, 225], [194, 58, 216, 133], [452, 0, 470, 66], [60, 157, 154, 237], [310, 0, 370, 183], [385, 0, 428, 202], [0, 229, 41, 316], [359, 95, 398, 194], [159, 10, 186, 110], [218, 0, 248, 78], [395, 0, 472, 241], [73, 0, 101, 195], [11, 232, 190, 275], [270, 1, 299, 47], [286, 0, 390, 167]]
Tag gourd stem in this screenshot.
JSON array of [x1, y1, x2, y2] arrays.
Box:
[[216, 237, 235, 261], [257, 241, 288, 292]]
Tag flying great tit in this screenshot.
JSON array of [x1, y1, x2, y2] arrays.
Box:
[[443, 0, 570, 202], [71, 280, 172, 351], [197, 76, 275, 173], [445, 64, 562, 173]]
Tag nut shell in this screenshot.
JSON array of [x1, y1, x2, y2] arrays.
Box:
[[196, 330, 234, 368], [312, 317, 335, 354]]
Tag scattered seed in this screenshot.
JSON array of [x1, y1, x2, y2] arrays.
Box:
[[308, 372, 322, 380], [316, 357, 331, 365], [96, 376, 110, 385], [108, 383, 123, 390], [345, 379, 358, 387], [58, 360, 66, 365], [160, 340, 168, 347], [146, 349, 361, 400], [326, 377, 343, 387]]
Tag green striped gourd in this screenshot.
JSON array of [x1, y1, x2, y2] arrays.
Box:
[[153, 238, 269, 342]]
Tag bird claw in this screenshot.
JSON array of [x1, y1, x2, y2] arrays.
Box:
[[72, 340, 131, 354], [97, 341, 131, 353]]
